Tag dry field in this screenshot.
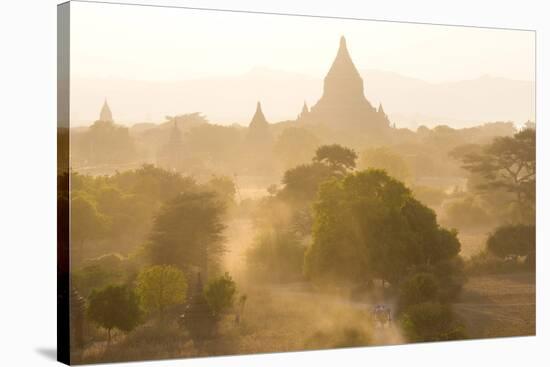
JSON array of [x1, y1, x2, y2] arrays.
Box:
[[454, 272, 535, 339], [74, 284, 403, 364]]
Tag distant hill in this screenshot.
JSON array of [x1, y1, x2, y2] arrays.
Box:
[[361, 70, 534, 128], [71, 69, 534, 129]]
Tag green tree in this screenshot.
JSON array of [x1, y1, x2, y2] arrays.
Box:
[[147, 191, 226, 276], [206, 175, 237, 207], [280, 163, 335, 203], [487, 224, 535, 260], [305, 169, 461, 286], [87, 285, 142, 342], [459, 129, 535, 223], [313, 144, 357, 173], [203, 272, 237, 318], [136, 265, 188, 316], [71, 193, 108, 251]]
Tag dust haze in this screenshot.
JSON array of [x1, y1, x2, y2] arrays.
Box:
[[60, 2, 536, 364]]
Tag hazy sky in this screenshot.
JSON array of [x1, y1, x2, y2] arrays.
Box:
[[71, 1, 535, 83]]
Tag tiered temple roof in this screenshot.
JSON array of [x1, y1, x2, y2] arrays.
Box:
[[303, 36, 391, 133]]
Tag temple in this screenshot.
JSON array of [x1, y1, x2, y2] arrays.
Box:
[[99, 99, 114, 123], [246, 101, 272, 144], [301, 36, 391, 134]]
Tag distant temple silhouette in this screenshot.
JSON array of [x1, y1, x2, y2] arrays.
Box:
[[246, 101, 272, 145], [99, 99, 114, 123], [301, 36, 391, 132]]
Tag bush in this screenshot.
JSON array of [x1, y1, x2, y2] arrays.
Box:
[[466, 249, 532, 275], [398, 273, 440, 312], [400, 302, 466, 342], [203, 272, 237, 318]]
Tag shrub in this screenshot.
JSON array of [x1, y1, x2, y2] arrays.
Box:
[[466, 249, 532, 275], [400, 302, 466, 342], [398, 273, 440, 312], [203, 273, 237, 318]]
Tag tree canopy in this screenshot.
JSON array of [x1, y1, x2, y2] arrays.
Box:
[[87, 285, 142, 342], [147, 191, 226, 276], [459, 129, 535, 223], [313, 144, 357, 173], [305, 169, 461, 285], [136, 265, 188, 316], [487, 224, 535, 259]]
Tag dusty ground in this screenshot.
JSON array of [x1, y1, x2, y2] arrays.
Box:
[[454, 272, 535, 339], [75, 283, 403, 364]]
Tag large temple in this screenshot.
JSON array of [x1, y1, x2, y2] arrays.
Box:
[[247, 36, 391, 137], [301, 36, 391, 133]]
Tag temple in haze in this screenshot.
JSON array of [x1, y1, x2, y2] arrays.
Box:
[[99, 99, 114, 123], [298, 36, 391, 134], [246, 101, 272, 145]]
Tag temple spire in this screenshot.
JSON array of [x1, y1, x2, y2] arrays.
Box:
[[298, 100, 310, 120], [249, 101, 268, 128], [301, 101, 309, 114], [339, 36, 347, 53], [99, 98, 113, 123]]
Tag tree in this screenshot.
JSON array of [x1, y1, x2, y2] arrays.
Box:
[[487, 224, 535, 260], [313, 144, 357, 173], [280, 163, 335, 203], [136, 265, 188, 317], [305, 169, 461, 286], [87, 285, 142, 342], [459, 129, 535, 223], [359, 147, 410, 182], [71, 193, 108, 251], [203, 272, 237, 318], [206, 175, 237, 207], [147, 191, 226, 277]]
